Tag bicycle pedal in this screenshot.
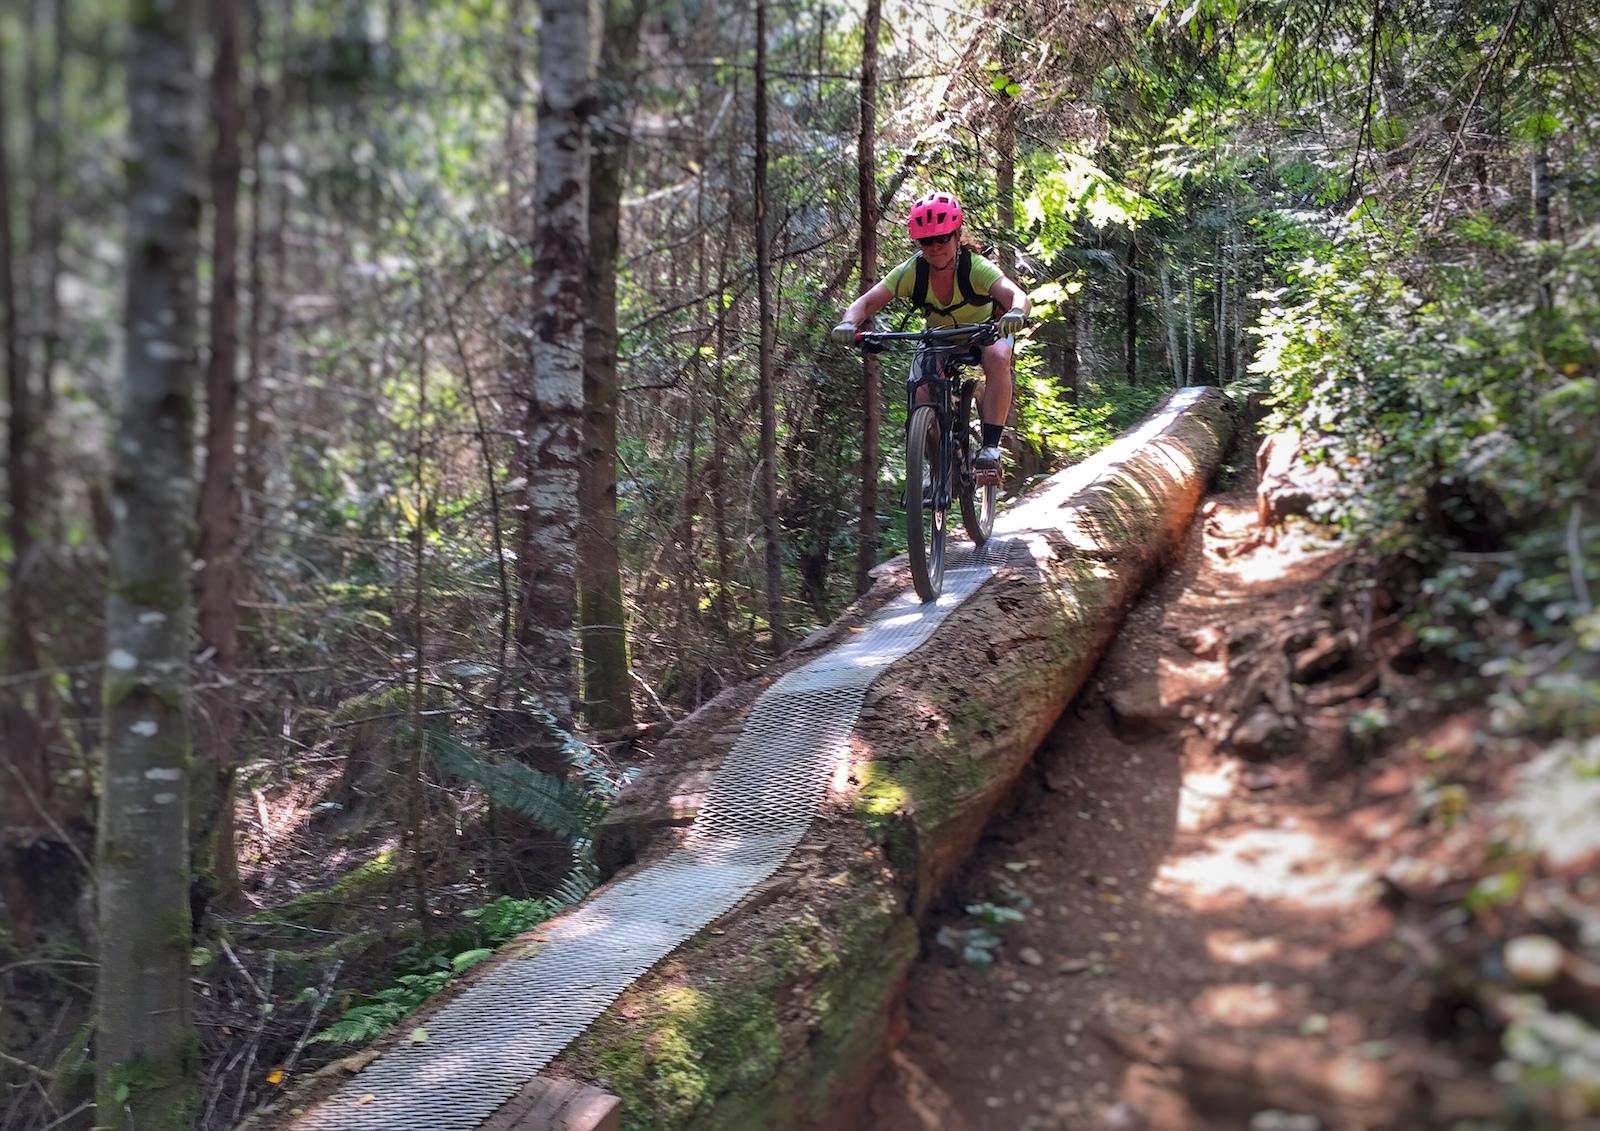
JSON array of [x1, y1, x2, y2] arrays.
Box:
[[973, 468, 1001, 487]]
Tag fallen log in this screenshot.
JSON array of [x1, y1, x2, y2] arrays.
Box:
[[257, 387, 1232, 1131], [560, 387, 1233, 1128]]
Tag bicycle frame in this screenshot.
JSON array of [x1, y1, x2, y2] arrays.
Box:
[[859, 322, 998, 509]]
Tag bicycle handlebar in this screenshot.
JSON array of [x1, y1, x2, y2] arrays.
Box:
[[852, 321, 999, 353]]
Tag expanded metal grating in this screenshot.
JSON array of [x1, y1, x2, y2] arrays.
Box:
[[290, 548, 1005, 1131], [288, 386, 1214, 1131]]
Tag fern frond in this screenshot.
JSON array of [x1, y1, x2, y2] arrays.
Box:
[[428, 730, 602, 839]]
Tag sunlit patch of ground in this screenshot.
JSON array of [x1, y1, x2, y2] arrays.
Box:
[[1154, 824, 1379, 911]]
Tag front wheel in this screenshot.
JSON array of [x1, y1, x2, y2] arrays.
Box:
[[905, 404, 945, 602], [959, 416, 997, 546]]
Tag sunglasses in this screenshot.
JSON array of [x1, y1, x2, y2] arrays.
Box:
[[917, 232, 955, 247]]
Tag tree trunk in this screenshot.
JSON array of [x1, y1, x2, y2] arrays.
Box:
[[408, 327, 430, 934], [516, 0, 594, 742], [994, 35, 1017, 279], [0, 16, 35, 679], [28, 0, 66, 533], [98, 0, 202, 1123], [1124, 234, 1138, 385], [1209, 236, 1222, 382], [1532, 140, 1552, 241], [195, 0, 245, 916], [1160, 259, 1182, 386], [579, 0, 646, 731], [753, 0, 788, 655], [1185, 267, 1196, 387], [854, 0, 881, 597], [0, 0, 51, 951]]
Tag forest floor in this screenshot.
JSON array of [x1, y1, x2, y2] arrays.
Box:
[[865, 463, 1511, 1131]]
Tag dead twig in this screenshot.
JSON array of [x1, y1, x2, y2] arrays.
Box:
[[218, 937, 266, 1004], [36, 1100, 95, 1131], [0, 1049, 50, 1079], [630, 668, 678, 723], [279, 961, 343, 1079], [226, 951, 275, 1129], [3, 760, 93, 878]]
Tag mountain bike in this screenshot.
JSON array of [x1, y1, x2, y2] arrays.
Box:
[[855, 321, 1000, 602]]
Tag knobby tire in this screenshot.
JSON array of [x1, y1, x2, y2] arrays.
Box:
[[958, 384, 996, 545], [905, 404, 945, 602]]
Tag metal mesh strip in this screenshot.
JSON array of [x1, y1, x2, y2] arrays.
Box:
[[290, 551, 1003, 1131]]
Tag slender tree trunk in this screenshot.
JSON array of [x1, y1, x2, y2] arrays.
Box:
[[195, 0, 245, 915], [408, 325, 430, 934], [516, 0, 593, 740], [98, 0, 203, 1123], [0, 24, 35, 679], [854, 0, 881, 596], [1185, 267, 1196, 386], [711, 208, 734, 633], [1160, 260, 1182, 387], [994, 34, 1017, 278], [1532, 141, 1552, 241], [1217, 233, 1229, 384], [0, 2, 46, 949], [1124, 234, 1137, 385], [753, 0, 787, 654], [579, 0, 645, 730], [31, 0, 65, 532], [1232, 241, 1245, 384]]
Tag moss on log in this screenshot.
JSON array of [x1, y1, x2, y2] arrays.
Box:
[[563, 388, 1233, 1130]]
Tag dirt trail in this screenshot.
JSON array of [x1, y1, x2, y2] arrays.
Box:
[[865, 474, 1492, 1130]]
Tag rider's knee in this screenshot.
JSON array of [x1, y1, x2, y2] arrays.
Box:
[[985, 339, 1013, 368]]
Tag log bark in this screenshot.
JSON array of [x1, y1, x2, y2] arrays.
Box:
[[575, 389, 1233, 1129]]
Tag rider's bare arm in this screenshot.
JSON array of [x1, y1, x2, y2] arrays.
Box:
[[989, 276, 1030, 318], [841, 282, 895, 330]]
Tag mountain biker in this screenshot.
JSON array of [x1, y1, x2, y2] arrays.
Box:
[[831, 190, 1030, 475]]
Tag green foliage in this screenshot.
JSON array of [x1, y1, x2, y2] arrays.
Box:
[[1253, 222, 1600, 662], [428, 731, 608, 841], [463, 895, 560, 947]]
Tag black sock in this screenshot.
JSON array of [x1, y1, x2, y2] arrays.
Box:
[[982, 423, 1003, 447]]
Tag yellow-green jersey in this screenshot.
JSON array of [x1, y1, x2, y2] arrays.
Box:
[[880, 247, 1004, 328]]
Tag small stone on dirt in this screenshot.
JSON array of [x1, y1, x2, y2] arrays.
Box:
[[1242, 767, 1278, 791], [1178, 623, 1225, 660], [1249, 1112, 1321, 1131], [1018, 946, 1044, 967], [1504, 934, 1565, 985], [1097, 1100, 1148, 1131], [1230, 709, 1291, 761]]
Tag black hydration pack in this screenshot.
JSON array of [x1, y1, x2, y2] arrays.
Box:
[[910, 247, 997, 318]]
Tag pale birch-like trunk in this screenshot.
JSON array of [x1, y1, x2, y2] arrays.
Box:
[[1160, 260, 1182, 386], [1185, 267, 1196, 386], [98, 0, 203, 1124], [854, 0, 881, 597], [1217, 234, 1229, 384], [754, 0, 788, 654], [517, 0, 593, 738]]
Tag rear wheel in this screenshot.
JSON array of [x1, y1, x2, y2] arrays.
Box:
[[905, 404, 945, 602], [959, 386, 996, 545]]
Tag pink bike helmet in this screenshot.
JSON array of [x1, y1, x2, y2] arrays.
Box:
[[907, 191, 963, 239]]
